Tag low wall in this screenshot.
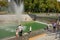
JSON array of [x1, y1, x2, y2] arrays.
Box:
[[0, 14, 32, 24]]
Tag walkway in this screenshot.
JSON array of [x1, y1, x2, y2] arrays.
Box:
[[29, 32, 60, 40]]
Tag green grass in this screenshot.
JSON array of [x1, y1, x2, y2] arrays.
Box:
[[0, 21, 47, 39]]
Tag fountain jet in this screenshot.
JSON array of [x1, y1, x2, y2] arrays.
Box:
[[8, 0, 24, 25], [14, 0, 23, 6]]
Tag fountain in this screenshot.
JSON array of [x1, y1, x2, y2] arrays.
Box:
[[9, 0, 24, 25], [14, 0, 23, 5], [0, 0, 33, 39]]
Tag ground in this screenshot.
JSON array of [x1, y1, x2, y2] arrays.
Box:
[[29, 31, 60, 40], [0, 13, 59, 40]]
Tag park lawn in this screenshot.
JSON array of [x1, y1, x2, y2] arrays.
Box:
[[0, 21, 47, 39]]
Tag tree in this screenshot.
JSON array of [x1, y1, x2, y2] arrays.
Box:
[[0, 0, 8, 7], [0, 0, 60, 13]]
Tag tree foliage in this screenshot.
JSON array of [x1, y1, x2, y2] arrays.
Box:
[[24, 0, 60, 13], [0, 0, 60, 13], [0, 0, 8, 7]]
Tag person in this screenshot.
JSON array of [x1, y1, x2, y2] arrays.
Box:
[[52, 22, 57, 32], [16, 29, 19, 39], [18, 24, 23, 36], [29, 26, 32, 34]]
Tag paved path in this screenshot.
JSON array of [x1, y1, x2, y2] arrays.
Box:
[[29, 32, 60, 40], [29, 34, 46, 40]]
